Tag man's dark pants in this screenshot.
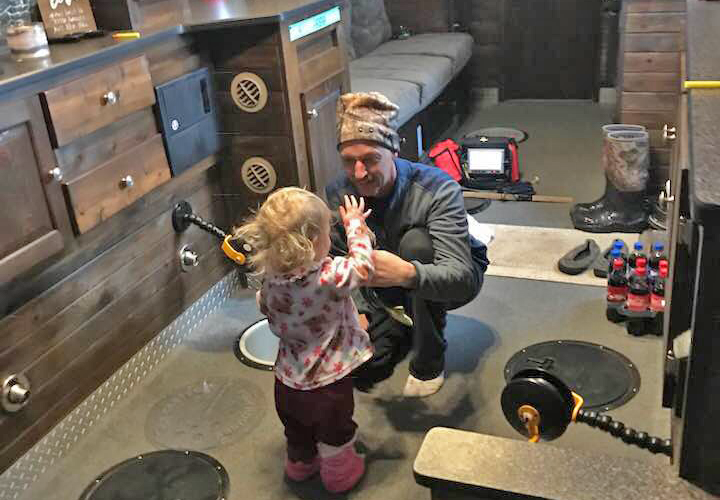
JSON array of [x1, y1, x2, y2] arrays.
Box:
[[352, 228, 478, 391]]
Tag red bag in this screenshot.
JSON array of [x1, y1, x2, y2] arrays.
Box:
[[428, 139, 463, 182]]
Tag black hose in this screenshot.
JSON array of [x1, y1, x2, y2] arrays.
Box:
[[184, 213, 227, 241], [576, 409, 672, 457]]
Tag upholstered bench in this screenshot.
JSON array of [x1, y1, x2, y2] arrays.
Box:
[[343, 0, 473, 158]]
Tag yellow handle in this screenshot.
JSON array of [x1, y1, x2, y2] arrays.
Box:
[[222, 235, 246, 265], [518, 405, 541, 443], [571, 392, 585, 422], [112, 31, 141, 39], [684, 81, 720, 89]]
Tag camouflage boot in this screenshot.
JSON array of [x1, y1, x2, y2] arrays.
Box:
[[571, 124, 646, 217], [571, 130, 650, 233]]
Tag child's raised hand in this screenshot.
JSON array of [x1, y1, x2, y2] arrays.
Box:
[[339, 195, 371, 227]]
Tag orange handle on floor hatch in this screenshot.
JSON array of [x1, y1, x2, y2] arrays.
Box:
[[571, 392, 585, 422], [518, 405, 541, 443]]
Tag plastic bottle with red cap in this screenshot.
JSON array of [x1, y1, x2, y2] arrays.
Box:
[[650, 260, 669, 313], [607, 257, 628, 304], [626, 258, 650, 312]]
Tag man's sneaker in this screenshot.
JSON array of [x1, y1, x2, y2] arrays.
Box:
[[403, 372, 445, 397]]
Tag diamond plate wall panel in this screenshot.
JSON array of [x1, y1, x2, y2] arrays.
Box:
[[0, 271, 240, 500]]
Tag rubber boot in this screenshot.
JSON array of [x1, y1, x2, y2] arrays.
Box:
[[572, 124, 647, 217], [572, 130, 650, 233], [318, 436, 365, 493]]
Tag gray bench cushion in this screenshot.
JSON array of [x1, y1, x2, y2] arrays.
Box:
[[367, 33, 474, 74], [350, 54, 454, 108], [350, 77, 421, 126], [350, 0, 392, 57]]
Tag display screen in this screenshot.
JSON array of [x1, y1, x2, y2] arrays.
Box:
[[289, 6, 341, 42], [468, 148, 505, 173]]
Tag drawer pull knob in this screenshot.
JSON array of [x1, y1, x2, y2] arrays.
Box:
[[48, 167, 63, 182], [663, 124, 677, 141], [119, 175, 134, 189], [103, 91, 120, 106], [307, 109, 318, 119]]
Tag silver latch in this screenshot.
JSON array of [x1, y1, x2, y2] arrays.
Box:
[[2, 374, 31, 413], [119, 175, 134, 189], [663, 124, 677, 141], [102, 90, 119, 106], [179, 244, 200, 272], [48, 167, 63, 182]]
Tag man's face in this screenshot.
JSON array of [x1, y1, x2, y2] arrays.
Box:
[[339, 141, 396, 198]]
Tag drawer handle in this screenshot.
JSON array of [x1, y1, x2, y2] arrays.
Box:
[[119, 175, 134, 189], [102, 90, 120, 106], [663, 124, 677, 141], [47, 167, 63, 182], [307, 109, 318, 119]]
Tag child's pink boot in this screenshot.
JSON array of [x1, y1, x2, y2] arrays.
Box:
[[318, 437, 365, 493], [285, 455, 320, 481]]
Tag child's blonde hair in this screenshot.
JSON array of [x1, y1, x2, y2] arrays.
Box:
[[234, 187, 330, 274]]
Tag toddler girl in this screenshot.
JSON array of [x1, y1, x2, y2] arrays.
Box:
[[235, 187, 374, 493]]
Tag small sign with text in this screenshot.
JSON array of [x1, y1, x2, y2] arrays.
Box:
[[38, 0, 97, 40]]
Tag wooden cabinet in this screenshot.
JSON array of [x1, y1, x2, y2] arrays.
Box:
[[0, 97, 72, 284], [302, 77, 343, 199], [41, 56, 156, 147], [63, 134, 171, 234], [290, 21, 350, 198]]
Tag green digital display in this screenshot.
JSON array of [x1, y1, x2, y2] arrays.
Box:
[[289, 6, 341, 42]]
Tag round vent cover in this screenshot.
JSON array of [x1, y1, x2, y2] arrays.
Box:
[[241, 157, 277, 194], [230, 72, 268, 113]]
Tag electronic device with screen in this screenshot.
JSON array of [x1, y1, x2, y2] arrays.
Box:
[[460, 136, 520, 183]]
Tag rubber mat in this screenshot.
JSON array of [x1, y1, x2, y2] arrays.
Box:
[[482, 223, 634, 287]]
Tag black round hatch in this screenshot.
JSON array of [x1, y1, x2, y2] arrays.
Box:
[[504, 340, 641, 411], [78, 450, 229, 500]]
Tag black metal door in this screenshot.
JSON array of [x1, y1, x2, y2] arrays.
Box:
[[503, 0, 602, 100]]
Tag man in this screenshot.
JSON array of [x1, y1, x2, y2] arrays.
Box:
[[326, 92, 489, 397]]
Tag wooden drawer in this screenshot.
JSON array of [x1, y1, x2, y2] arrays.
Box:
[[63, 134, 171, 234], [42, 56, 155, 147]]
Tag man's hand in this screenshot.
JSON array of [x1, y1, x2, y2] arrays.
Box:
[[368, 250, 417, 288]]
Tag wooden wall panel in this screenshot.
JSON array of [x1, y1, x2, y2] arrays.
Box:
[[620, 91, 678, 111], [383, 0, 453, 34], [616, 0, 685, 176], [467, 0, 505, 88], [145, 34, 204, 86], [622, 72, 680, 92], [55, 109, 159, 180], [221, 135, 297, 226], [0, 32, 231, 475], [626, 0, 686, 12], [0, 155, 217, 316], [623, 33, 684, 52], [624, 12, 686, 32], [468, 43, 503, 87], [623, 52, 680, 72], [204, 25, 298, 224], [0, 158, 228, 473]]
